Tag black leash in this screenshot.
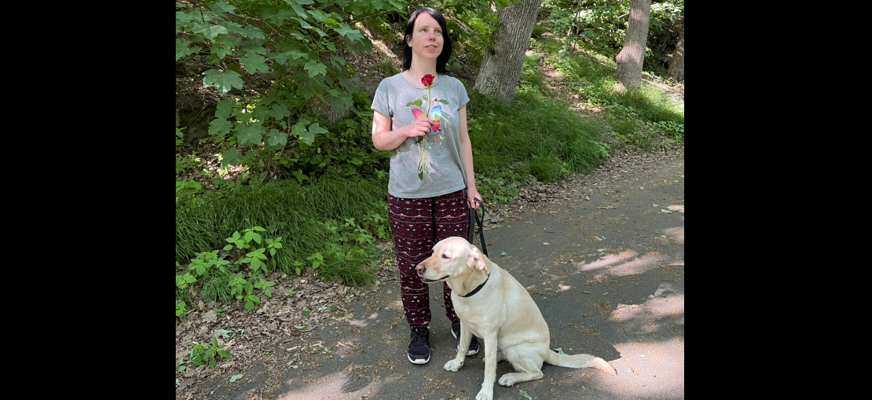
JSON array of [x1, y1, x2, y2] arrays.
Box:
[[467, 199, 488, 257], [462, 199, 489, 298]]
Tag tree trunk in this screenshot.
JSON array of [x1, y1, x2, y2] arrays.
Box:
[[473, 0, 543, 101], [667, 17, 684, 82], [615, 0, 652, 92]]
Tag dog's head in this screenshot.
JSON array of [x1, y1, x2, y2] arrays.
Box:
[[415, 236, 488, 284]]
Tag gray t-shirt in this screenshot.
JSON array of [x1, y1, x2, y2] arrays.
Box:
[[371, 73, 470, 199]]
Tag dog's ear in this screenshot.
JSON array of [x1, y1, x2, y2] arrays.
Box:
[[466, 246, 488, 272]]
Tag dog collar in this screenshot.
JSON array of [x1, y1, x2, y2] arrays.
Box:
[[460, 273, 490, 298]]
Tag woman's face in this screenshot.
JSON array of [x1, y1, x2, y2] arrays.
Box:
[[407, 12, 443, 62]]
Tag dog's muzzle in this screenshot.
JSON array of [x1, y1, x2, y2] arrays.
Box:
[[415, 264, 448, 283]]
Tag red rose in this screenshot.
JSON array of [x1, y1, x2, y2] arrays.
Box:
[[421, 74, 434, 87]]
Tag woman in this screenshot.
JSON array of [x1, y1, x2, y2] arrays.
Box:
[[370, 7, 482, 365]]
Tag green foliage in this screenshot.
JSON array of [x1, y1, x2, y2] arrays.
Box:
[[241, 247, 269, 273], [271, 106, 391, 183], [315, 217, 381, 285], [189, 337, 231, 368], [174, 224, 285, 308], [179, 249, 234, 303], [176, 177, 385, 286], [454, 11, 498, 67], [306, 252, 324, 270], [529, 154, 567, 182], [467, 90, 610, 177], [176, 301, 187, 317], [518, 53, 546, 95], [176, 127, 185, 147], [221, 226, 285, 273], [176, 272, 197, 290], [227, 273, 262, 310], [175, 0, 405, 175], [201, 273, 233, 303], [176, 179, 204, 202], [541, 0, 630, 58], [188, 250, 230, 278], [176, 154, 204, 174], [254, 276, 276, 299], [529, 34, 683, 151], [541, 0, 684, 67], [476, 175, 520, 204]]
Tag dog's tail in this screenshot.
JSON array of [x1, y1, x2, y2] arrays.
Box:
[[545, 351, 617, 376]]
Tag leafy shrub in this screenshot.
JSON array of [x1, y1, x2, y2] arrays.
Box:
[[188, 338, 231, 368], [175, 0, 405, 177]]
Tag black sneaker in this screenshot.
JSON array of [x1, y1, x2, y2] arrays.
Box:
[[408, 326, 430, 364], [452, 323, 480, 355]]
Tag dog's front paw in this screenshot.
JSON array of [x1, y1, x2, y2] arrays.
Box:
[[444, 359, 463, 372], [475, 388, 493, 400]]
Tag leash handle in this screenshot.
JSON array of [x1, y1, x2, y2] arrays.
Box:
[[468, 199, 488, 256]]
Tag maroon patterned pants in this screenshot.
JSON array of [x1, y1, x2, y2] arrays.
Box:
[[388, 188, 469, 327]]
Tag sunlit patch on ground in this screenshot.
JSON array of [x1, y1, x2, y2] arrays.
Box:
[[609, 293, 684, 335], [586, 338, 685, 398], [575, 249, 668, 278], [662, 226, 683, 244], [348, 311, 380, 328], [575, 250, 637, 272], [277, 371, 382, 399], [606, 253, 668, 277]]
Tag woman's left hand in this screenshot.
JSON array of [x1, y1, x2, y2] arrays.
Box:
[[468, 187, 482, 209]]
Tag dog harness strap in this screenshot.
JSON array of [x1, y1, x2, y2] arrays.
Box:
[[460, 273, 490, 298]]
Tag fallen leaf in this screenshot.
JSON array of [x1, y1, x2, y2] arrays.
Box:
[[202, 310, 217, 323], [229, 373, 243, 382]]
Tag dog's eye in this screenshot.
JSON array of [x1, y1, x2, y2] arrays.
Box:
[[441, 254, 450, 259]]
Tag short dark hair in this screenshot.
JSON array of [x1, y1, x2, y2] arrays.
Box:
[[402, 7, 453, 74]]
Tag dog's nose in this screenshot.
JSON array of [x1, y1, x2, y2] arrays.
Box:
[[415, 264, 425, 274]]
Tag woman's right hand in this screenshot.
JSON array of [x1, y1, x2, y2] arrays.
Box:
[[399, 118, 431, 139]]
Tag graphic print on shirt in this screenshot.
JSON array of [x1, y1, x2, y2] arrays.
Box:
[[406, 93, 450, 180]]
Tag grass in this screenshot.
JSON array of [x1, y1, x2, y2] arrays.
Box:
[[176, 176, 387, 286], [531, 36, 683, 148], [467, 89, 611, 184]]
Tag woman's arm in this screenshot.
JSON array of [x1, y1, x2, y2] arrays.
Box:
[[457, 105, 481, 209], [371, 110, 430, 151]]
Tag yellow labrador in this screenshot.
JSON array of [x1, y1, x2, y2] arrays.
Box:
[[416, 237, 616, 400]]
